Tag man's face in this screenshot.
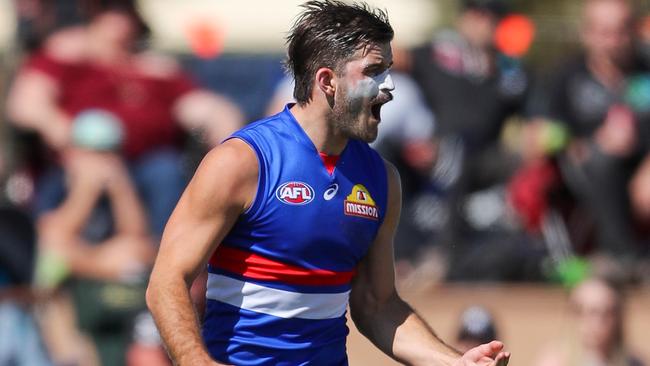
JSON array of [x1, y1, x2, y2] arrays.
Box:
[[460, 9, 498, 49], [571, 280, 621, 351], [329, 42, 394, 143], [90, 11, 138, 48], [582, 0, 634, 66]]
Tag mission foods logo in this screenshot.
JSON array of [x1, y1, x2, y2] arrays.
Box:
[[276, 181, 315, 205], [344, 184, 378, 220]]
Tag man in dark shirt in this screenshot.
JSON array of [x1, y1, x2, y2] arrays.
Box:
[[410, 0, 529, 274], [538, 0, 650, 259]]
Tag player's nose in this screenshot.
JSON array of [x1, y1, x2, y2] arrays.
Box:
[[378, 72, 394, 92]]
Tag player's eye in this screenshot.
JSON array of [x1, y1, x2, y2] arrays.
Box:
[[364, 67, 383, 77]]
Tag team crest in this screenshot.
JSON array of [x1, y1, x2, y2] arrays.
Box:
[[344, 184, 379, 220], [276, 181, 314, 205]]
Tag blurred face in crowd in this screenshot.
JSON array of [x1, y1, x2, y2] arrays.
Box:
[[570, 279, 622, 352], [581, 0, 634, 66], [329, 42, 394, 143], [458, 8, 499, 49], [88, 10, 138, 49]]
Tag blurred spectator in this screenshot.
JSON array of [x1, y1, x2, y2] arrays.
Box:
[[0, 207, 52, 366], [409, 0, 532, 278], [535, 276, 645, 366], [411, 0, 526, 151], [455, 306, 499, 353], [0, 145, 51, 365], [13, 0, 89, 52], [37, 151, 152, 284], [35, 149, 155, 366], [5, 4, 240, 365], [527, 0, 650, 261], [6, 3, 244, 237]]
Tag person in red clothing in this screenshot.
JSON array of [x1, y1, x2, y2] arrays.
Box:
[[6, 5, 243, 366], [7, 5, 243, 236]]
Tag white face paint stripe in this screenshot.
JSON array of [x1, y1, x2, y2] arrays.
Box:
[[347, 70, 394, 100], [206, 273, 350, 320], [374, 70, 394, 92], [347, 77, 378, 100]]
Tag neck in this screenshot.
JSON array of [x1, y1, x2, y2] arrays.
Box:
[[586, 54, 626, 90], [290, 103, 348, 155]]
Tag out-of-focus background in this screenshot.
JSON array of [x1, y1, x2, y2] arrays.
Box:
[[0, 0, 649, 365]]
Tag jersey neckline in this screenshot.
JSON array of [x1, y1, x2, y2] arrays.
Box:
[[282, 103, 350, 176]]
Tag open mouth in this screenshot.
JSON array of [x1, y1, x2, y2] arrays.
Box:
[[370, 94, 393, 121], [371, 103, 382, 121]]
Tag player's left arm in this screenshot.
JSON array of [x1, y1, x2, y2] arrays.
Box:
[[349, 160, 461, 365], [349, 161, 509, 366]]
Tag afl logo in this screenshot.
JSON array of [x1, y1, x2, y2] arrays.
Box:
[[276, 181, 315, 205]]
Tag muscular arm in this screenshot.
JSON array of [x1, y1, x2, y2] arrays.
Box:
[[350, 161, 509, 366], [350, 161, 460, 365], [146, 139, 257, 366]]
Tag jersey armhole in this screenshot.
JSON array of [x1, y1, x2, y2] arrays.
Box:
[[225, 135, 266, 221]]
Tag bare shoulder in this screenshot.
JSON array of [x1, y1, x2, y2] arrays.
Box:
[[190, 138, 258, 212], [383, 159, 400, 182], [382, 159, 402, 200]]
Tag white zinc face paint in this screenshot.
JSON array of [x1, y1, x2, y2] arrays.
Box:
[[376, 71, 394, 92], [347, 70, 395, 101]]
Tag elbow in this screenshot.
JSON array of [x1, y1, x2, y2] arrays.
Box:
[[145, 268, 186, 313], [350, 288, 402, 328], [349, 289, 381, 333]]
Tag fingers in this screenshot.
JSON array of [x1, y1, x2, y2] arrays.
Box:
[[477, 341, 503, 357], [493, 351, 510, 366], [466, 341, 504, 359]]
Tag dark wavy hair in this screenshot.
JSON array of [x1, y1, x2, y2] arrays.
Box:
[[285, 0, 394, 105]]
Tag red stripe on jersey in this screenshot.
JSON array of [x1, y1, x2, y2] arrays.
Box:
[[209, 246, 355, 286]]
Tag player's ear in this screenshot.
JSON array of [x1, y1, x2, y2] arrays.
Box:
[[315, 67, 336, 97]]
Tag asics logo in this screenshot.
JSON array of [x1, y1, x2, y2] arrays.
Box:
[[323, 184, 339, 201]]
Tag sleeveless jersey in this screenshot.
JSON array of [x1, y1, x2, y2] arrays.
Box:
[[202, 105, 388, 365]]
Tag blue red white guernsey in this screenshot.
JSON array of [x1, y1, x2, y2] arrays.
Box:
[[202, 104, 388, 365]]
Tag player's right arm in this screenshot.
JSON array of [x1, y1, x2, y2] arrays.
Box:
[[146, 138, 258, 366]]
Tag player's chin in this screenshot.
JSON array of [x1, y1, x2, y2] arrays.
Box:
[[357, 120, 379, 143]]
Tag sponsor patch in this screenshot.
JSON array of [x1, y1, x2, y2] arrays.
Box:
[[276, 181, 315, 205], [344, 184, 379, 220]]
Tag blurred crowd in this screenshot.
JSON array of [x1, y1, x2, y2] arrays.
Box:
[[1, 0, 649, 365]]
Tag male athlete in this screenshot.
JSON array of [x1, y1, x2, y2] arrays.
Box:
[[146, 1, 511, 365]]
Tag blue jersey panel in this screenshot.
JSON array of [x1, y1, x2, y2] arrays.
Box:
[[203, 105, 388, 364]]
